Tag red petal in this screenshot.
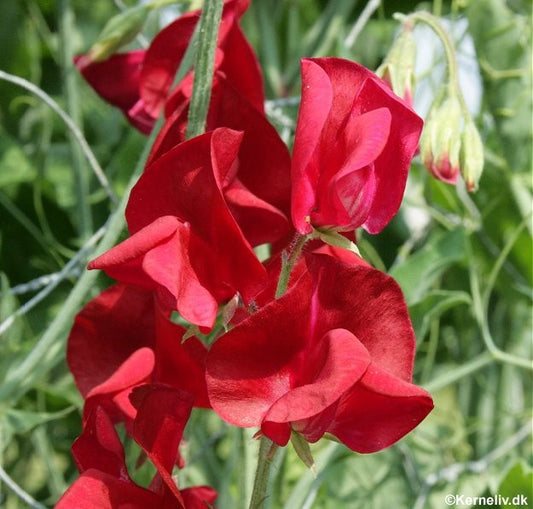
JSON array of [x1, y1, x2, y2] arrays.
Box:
[[207, 254, 418, 432], [75, 51, 153, 133], [327, 362, 433, 453], [127, 130, 267, 307], [67, 284, 156, 396], [291, 59, 334, 234], [55, 469, 160, 509], [312, 108, 391, 229], [206, 283, 313, 426], [140, 0, 251, 117], [291, 57, 422, 234], [154, 308, 210, 408], [83, 347, 154, 425], [217, 24, 264, 113], [305, 253, 416, 381], [150, 77, 291, 247], [357, 78, 423, 234], [89, 216, 219, 329], [181, 486, 218, 509], [130, 385, 193, 504], [261, 328, 371, 445], [139, 13, 198, 117], [72, 407, 128, 480]]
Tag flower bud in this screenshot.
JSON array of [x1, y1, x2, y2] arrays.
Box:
[[420, 95, 462, 184], [84, 5, 151, 65], [81, 0, 177, 66], [460, 119, 484, 192], [377, 23, 416, 105]]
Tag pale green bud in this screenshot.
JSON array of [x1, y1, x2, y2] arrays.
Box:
[[377, 24, 416, 105], [87, 5, 152, 63], [85, 0, 178, 64], [421, 95, 463, 184], [460, 120, 484, 192]]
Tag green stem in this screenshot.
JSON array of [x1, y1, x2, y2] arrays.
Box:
[[421, 318, 440, 384], [403, 11, 471, 119], [275, 234, 308, 298], [465, 236, 533, 371], [58, 0, 92, 239], [247, 234, 308, 508], [424, 351, 493, 392], [432, 0, 442, 17], [185, 0, 224, 139], [249, 437, 279, 509], [344, 0, 381, 49], [405, 11, 459, 94]]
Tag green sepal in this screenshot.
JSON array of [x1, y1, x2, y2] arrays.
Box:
[[311, 227, 361, 257], [290, 430, 317, 476], [182, 323, 200, 342]]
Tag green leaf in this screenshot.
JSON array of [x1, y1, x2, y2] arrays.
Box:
[[0, 128, 37, 189], [498, 462, 533, 509], [389, 228, 466, 305]]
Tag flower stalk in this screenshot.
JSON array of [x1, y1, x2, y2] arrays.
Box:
[[275, 233, 308, 298], [249, 437, 279, 509], [248, 233, 308, 507], [186, 0, 224, 139]]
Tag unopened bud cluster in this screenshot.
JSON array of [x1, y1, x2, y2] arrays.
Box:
[[419, 92, 484, 192], [383, 12, 485, 192]]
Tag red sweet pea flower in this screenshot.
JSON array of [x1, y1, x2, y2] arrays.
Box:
[[206, 254, 433, 452], [75, 0, 262, 133], [291, 58, 423, 235], [67, 283, 210, 430], [75, 51, 154, 133], [142, 0, 263, 119], [148, 75, 292, 247], [89, 129, 267, 330], [56, 387, 217, 509]]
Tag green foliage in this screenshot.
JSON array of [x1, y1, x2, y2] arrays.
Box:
[[0, 0, 531, 508], [498, 462, 533, 508]]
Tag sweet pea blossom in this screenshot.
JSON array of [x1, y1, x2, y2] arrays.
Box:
[[206, 254, 433, 452], [56, 387, 217, 509], [291, 58, 423, 235], [89, 129, 271, 330], [148, 74, 292, 246], [75, 0, 262, 133], [67, 283, 210, 430]]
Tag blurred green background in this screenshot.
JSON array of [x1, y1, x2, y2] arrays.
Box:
[[0, 0, 531, 507]]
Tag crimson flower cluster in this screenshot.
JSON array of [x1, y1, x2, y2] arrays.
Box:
[[59, 1, 433, 507]]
